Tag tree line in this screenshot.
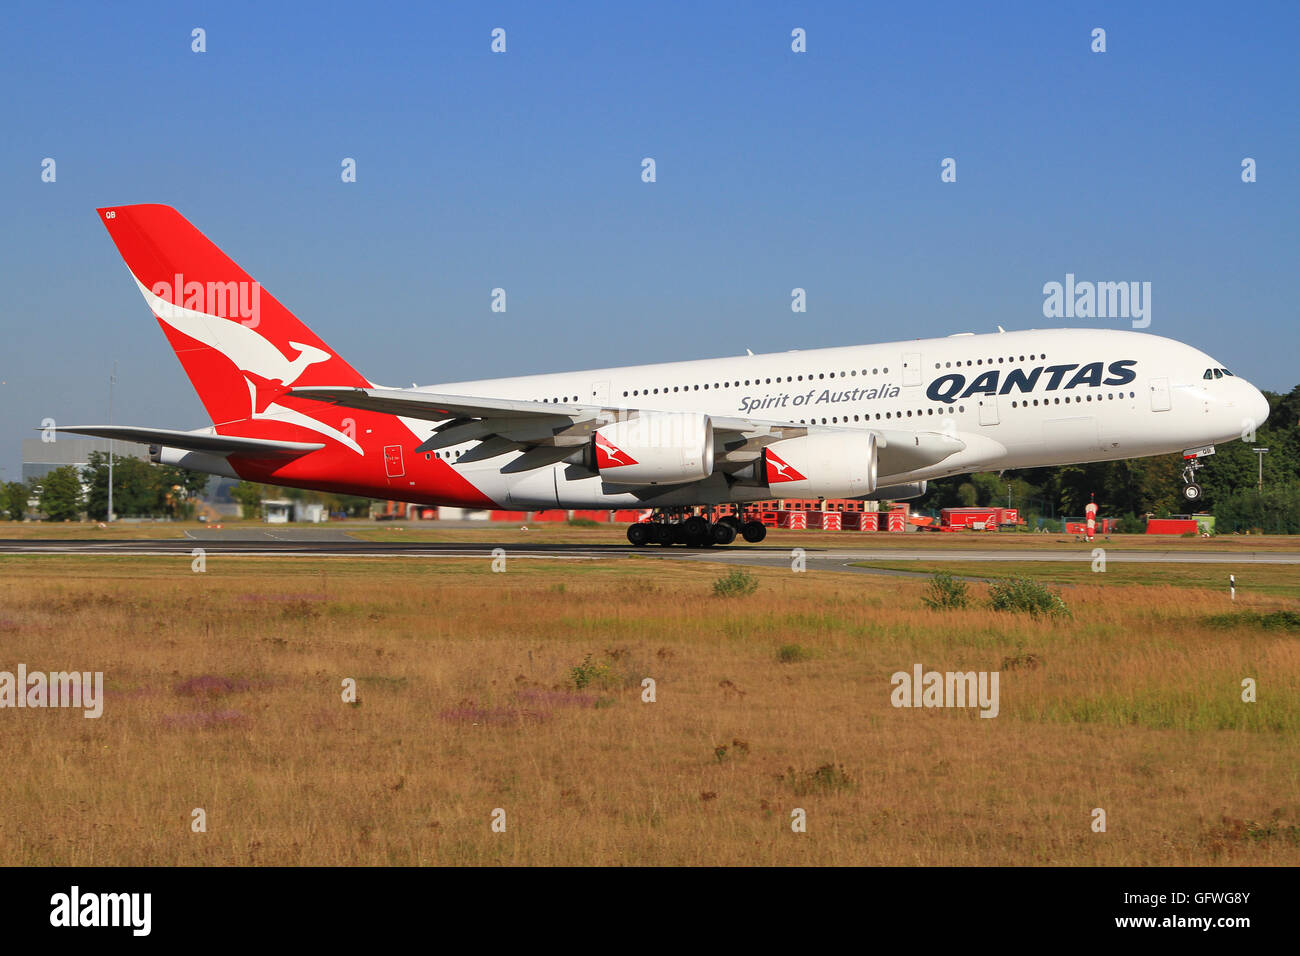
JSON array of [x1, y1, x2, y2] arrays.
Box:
[[2, 451, 209, 522]]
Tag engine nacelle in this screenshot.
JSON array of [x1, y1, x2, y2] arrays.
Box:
[[593, 412, 714, 486], [859, 481, 927, 502], [153, 445, 239, 479], [761, 432, 877, 499]]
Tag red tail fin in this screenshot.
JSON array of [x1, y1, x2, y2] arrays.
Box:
[[94, 204, 496, 508], [96, 204, 368, 432]]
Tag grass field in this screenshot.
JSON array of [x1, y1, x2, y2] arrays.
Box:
[[0, 550, 1297, 866], [850, 561, 1300, 595], [353, 524, 1300, 551]]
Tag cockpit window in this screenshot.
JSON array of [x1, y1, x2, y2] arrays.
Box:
[[1213, 368, 1223, 379], [1204, 369, 1214, 379], [1222, 368, 1234, 376]]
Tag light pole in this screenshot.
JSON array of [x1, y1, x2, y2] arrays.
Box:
[[1252, 447, 1268, 494], [107, 362, 117, 523]]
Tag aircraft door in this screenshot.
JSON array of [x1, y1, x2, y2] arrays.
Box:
[[384, 444, 405, 478], [1149, 377, 1171, 412], [978, 395, 999, 426], [591, 380, 610, 405], [901, 353, 922, 387]]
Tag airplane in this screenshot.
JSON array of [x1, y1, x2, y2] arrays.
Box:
[[56, 204, 1270, 547]]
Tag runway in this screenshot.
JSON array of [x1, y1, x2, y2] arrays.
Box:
[[2, 529, 1298, 577]]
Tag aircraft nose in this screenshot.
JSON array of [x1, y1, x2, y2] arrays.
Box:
[[1248, 383, 1270, 431]]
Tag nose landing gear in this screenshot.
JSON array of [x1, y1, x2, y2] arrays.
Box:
[[1181, 445, 1215, 502]]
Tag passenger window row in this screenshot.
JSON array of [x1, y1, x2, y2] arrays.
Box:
[[532, 356, 1062, 404], [613, 366, 894, 401], [794, 406, 964, 425], [1010, 391, 1136, 408], [936, 353, 1045, 369]]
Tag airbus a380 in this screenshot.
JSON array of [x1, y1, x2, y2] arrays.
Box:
[[58, 205, 1270, 546]]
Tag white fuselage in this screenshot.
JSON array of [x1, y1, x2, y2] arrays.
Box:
[[404, 328, 1268, 509]]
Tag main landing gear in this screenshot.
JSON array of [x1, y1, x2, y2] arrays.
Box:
[[626, 509, 767, 548], [1181, 445, 1215, 502]]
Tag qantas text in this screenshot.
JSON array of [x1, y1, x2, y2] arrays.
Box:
[[925, 359, 1137, 404]]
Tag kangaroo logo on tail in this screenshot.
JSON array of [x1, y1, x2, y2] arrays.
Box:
[[135, 279, 363, 455]]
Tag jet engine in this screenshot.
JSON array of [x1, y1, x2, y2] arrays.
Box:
[[592, 412, 714, 485], [759, 432, 877, 499]]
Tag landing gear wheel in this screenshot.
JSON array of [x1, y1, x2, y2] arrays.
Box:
[[740, 520, 767, 543], [1181, 453, 1208, 503], [683, 515, 709, 538], [711, 521, 737, 545], [627, 523, 650, 546], [718, 515, 742, 530], [685, 527, 711, 547]]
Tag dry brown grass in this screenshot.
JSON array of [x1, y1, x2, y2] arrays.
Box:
[[351, 525, 1300, 551], [0, 553, 1296, 865]]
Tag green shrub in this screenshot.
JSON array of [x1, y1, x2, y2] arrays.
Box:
[[1204, 610, 1300, 631], [782, 763, 853, 795], [1259, 610, 1300, 630], [713, 568, 758, 598], [569, 653, 611, 690], [988, 576, 1070, 617], [567, 517, 599, 528], [921, 570, 969, 609], [776, 643, 813, 663]]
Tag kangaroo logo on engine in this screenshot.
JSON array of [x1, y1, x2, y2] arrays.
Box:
[[594, 433, 638, 468], [764, 449, 807, 484]]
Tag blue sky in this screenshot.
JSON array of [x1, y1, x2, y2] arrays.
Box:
[[2, 1, 1297, 480]]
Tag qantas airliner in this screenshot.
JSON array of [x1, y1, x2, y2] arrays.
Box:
[[58, 205, 1270, 546]]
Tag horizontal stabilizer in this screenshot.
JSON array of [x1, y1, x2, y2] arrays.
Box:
[[51, 426, 324, 459]]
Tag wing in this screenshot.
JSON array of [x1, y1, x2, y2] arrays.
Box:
[[51, 426, 324, 459], [287, 386, 965, 478], [287, 387, 599, 453]]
